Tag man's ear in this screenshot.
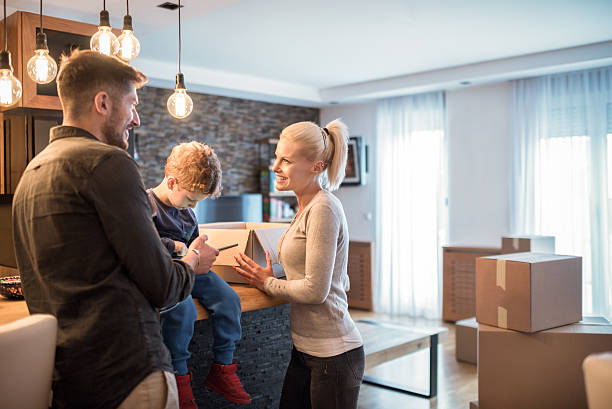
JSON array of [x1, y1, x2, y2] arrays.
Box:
[[93, 91, 111, 116]]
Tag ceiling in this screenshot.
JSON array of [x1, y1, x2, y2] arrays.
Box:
[[8, 0, 612, 106]]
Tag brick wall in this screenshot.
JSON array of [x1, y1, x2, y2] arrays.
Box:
[[134, 87, 319, 193]]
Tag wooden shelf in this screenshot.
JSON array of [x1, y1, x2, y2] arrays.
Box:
[[268, 191, 295, 198], [268, 217, 292, 223]]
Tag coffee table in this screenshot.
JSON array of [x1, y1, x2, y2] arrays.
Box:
[[356, 320, 447, 398]]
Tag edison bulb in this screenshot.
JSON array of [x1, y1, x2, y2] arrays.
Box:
[[0, 68, 22, 106], [167, 88, 193, 119], [117, 30, 141, 61], [90, 26, 120, 56], [26, 49, 58, 84]]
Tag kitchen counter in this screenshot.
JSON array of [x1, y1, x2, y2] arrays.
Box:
[[0, 266, 292, 408], [0, 280, 287, 325]]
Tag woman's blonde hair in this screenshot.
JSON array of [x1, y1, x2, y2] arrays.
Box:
[[164, 141, 222, 198], [280, 118, 348, 191]]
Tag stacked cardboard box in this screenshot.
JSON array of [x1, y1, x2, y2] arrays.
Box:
[[474, 252, 612, 409], [478, 318, 612, 409], [500, 235, 555, 254], [455, 317, 477, 365], [476, 253, 581, 332]]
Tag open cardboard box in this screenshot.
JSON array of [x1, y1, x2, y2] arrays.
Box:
[[199, 222, 288, 284]]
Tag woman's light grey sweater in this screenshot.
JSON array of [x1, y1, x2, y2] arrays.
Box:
[[263, 190, 357, 339]]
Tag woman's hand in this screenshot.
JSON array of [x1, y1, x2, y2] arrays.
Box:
[[234, 252, 274, 291]]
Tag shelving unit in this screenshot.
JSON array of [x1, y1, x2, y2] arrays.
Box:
[[256, 137, 297, 223]]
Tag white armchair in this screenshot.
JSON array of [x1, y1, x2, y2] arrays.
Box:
[[0, 314, 58, 409], [583, 352, 612, 409]]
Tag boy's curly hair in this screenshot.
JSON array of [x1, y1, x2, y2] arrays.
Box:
[[164, 141, 222, 197]]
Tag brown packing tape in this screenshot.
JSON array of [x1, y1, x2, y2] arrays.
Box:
[[496, 259, 506, 290], [498, 306, 508, 328], [512, 238, 519, 250]]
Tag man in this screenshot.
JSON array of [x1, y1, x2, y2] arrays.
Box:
[[12, 49, 218, 409]]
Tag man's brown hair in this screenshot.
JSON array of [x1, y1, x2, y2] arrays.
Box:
[[165, 141, 223, 198], [56, 49, 148, 116]]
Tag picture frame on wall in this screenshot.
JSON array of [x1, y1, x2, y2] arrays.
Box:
[[342, 136, 366, 186]]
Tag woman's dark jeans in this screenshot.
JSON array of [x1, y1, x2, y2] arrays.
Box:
[[279, 345, 365, 409]]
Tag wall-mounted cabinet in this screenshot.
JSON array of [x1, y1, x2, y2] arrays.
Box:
[[0, 108, 62, 195], [0, 11, 119, 111]]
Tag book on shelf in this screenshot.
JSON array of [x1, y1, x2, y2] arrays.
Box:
[[262, 197, 295, 222]]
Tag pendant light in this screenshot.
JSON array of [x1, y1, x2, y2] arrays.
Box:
[[117, 0, 140, 61], [0, 0, 21, 106], [90, 0, 119, 56], [26, 0, 57, 84], [167, 0, 193, 119]]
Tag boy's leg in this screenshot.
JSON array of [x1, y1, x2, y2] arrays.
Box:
[[160, 296, 197, 375], [191, 272, 242, 365], [160, 296, 199, 409], [191, 272, 250, 405]]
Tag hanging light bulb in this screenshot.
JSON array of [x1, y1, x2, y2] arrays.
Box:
[[26, 0, 57, 84], [0, 0, 21, 107], [167, 0, 193, 119], [90, 0, 119, 56], [167, 73, 193, 119], [117, 0, 140, 61]]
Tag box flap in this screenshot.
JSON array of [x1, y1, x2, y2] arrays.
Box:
[[199, 222, 247, 230], [478, 320, 612, 335], [252, 226, 287, 264], [245, 222, 289, 230], [456, 317, 478, 328], [482, 252, 578, 263], [198, 228, 249, 266]]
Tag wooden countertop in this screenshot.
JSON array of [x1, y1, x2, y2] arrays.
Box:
[[0, 283, 287, 326]]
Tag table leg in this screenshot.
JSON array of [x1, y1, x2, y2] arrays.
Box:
[[362, 333, 439, 399]]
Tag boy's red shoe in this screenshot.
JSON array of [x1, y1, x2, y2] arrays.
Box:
[[175, 372, 198, 409], [205, 362, 252, 404]]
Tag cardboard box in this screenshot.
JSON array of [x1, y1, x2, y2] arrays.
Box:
[[476, 252, 581, 332], [455, 317, 477, 365], [199, 222, 288, 284], [501, 235, 555, 254], [478, 317, 612, 409]]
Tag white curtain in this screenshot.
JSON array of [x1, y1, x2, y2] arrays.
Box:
[[511, 67, 612, 319], [375, 92, 447, 318]]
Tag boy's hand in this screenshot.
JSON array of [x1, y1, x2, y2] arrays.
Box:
[[187, 234, 219, 275], [174, 241, 188, 257]]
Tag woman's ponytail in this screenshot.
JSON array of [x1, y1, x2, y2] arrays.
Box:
[[321, 118, 348, 191]]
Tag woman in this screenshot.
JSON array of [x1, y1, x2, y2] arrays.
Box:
[[234, 119, 364, 409]]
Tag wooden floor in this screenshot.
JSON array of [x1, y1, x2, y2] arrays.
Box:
[[349, 309, 477, 409]]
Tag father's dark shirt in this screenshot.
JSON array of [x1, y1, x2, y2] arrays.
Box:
[[12, 126, 195, 409]]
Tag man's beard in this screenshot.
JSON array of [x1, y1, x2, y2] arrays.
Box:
[[101, 110, 129, 150]]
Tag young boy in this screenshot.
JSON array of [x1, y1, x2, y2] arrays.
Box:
[[148, 141, 251, 408]]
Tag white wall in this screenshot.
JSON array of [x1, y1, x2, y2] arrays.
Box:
[[320, 103, 377, 242], [321, 82, 513, 248], [446, 82, 512, 247]]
